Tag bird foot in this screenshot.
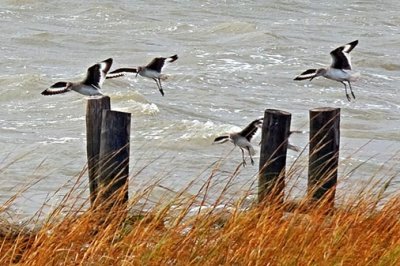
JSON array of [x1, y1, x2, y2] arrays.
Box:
[[346, 93, 352, 102]]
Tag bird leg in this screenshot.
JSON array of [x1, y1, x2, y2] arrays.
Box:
[[340, 81, 351, 101], [240, 148, 247, 167], [153, 78, 165, 96], [247, 147, 254, 165], [348, 81, 356, 99]]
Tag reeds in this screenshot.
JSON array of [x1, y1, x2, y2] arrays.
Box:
[[0, 154, 400, 265]]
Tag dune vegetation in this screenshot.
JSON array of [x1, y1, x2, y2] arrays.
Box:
[[0, 156, 400, 266]]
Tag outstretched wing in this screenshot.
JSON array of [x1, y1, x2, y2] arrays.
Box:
[[240, 118, 263, 142], [294, 69, 317, 80], [168, 54, 178, 63], [330, 40, 358, 70], [41, 82, 70, 95], [106, 68, 138, 79], [146, 54, 178, 72], [83, 58, 113, 87], [146, 57, 167, 72]]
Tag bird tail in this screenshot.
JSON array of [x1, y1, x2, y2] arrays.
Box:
[[248, 145, 256, 156], [159, 74, 169, 81], [350, 72, 361, 81]]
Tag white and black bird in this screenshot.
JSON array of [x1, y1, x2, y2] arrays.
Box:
[[213, 118, 263, 166], [107, 54, 178, 96], [41, 58, 113, 96], [294, 40, 359, 101]]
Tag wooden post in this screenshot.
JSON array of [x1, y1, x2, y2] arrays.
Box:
[[308, 107, 340, 208], [258, 109, 291, 204], [86, 96, 111, 206], [98, 110, 131, 208]]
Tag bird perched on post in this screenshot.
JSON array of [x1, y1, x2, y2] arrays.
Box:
[[294, 40, 359, 101], [41, 58, 113, 96], [213, 118, 263, 166], [106, 54, 178, 96]]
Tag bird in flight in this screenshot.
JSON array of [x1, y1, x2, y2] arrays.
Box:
[[107, 54, 178, 96], [213, 118, 263, 166], [294, 40, 359, 101], [41, 58, 113, 96]]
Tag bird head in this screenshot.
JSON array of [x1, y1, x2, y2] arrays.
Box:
[[66, 82, 73, 89], [136, 66, 143, 77]]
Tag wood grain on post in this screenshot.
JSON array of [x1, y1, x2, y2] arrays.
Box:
[[308, 107, 340, 208], [86, 96, 111, 206], [258, 109, 291, 204], [98, 110, 131, 209]]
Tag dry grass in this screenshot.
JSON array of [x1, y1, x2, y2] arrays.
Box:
[[0, 160, 400, 266]]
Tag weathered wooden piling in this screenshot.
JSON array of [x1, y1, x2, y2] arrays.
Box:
[[86, 96, 111, 205], [258, 109, 292, 204], [308, 107, 340, 208], [98, 110, 131, 208]]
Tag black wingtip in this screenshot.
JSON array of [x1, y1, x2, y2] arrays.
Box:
[[213, 135, 229, 143], [169, 54, 178, 63], [50, 81, 68, 88], [41, 89, 66, 96], [103, 58, 113, 64], [350, 40, 359, 46], [293, 76, 311, 81]]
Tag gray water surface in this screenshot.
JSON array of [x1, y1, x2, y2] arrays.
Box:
[[1, 0, 399, 216]]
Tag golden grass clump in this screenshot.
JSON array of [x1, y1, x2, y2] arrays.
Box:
[[1, 163, 400, 265]]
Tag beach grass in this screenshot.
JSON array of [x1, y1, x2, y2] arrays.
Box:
[[0, 157, 400, 265]]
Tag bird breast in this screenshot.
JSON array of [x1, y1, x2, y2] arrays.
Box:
[[324, 68, 352, 81], [72, 84, 102, 96], [140, 69, 161, 79], [233, 136, 255, 155]]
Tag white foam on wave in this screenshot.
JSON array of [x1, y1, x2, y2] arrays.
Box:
[[117, 102, 160, 116], [177, 119, 240, 141], [38, 137, 80, 144]]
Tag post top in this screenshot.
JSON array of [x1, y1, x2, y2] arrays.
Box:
[[86, 95, 111, 102], [310, 107, 340, 112], [265, 109, 291, 116]]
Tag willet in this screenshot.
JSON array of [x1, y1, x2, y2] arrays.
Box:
[[214, 118, 303, 166], [107, 54, 178, 96], [294, 40, 359, 101], [213, 118, 263, 166], [41, 58, 113, 96]]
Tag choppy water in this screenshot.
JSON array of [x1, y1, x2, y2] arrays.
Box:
[[1, 0, 399, 216]]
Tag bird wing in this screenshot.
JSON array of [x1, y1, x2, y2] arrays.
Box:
[[83, 58, 113, 87], [145, 55, 178, 72], [240, 118, 263, 142], [168, 54, 178, 63], [294, 69, 318, 80], [330, 40, 358, 70], [106, 68, 138, 79], [145, 57, 167, 72], [41, 82, 70, 95]]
